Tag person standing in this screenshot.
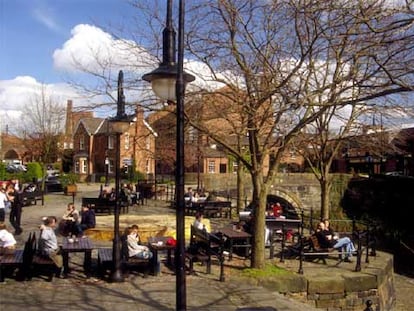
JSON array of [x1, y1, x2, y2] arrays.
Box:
[[0, 185, 7, 222], [9, 187, 23, 235]]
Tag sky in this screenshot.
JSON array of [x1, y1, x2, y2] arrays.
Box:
[[1, 0, 135, 82], [0, 0, 145, 130], [0, 0, 413, 135]]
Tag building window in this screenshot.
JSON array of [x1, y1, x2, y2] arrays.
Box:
[[232, 162, 238, 174], [108, 136, 114, 149], [75, 161, 80, 173], [79, 157, 87, 174], [125, 133, 130, 150], [108, 159, 114, 174], [208, 160, 215, 173], [80, 136, 85, 150], [146, 159, 150, 174], [146, 136, 151, 150]]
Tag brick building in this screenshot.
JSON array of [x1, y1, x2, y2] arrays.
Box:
[[72, 107, 157, 182]]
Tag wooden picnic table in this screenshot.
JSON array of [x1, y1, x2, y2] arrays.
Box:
[[61, 236, 94, 277], [217, 227, 252, 261], [148, 236, 175, 276]]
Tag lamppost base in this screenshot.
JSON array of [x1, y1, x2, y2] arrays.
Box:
[[110, 269, 124, 283]]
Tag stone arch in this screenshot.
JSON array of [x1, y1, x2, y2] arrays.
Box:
[[4, 149, 20, 161], [267, 187, 304, 218]]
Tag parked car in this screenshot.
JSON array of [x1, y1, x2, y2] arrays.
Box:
[[6, 164, 27, 173], [44, 176, 63, 193]]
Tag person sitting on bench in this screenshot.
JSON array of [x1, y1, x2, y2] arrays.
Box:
[[315, 221, 356, 262], [0, 223, 16, 255], [125, 225, 152, 259]]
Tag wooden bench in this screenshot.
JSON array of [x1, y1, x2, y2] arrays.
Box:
[[298, 233, 363, 274], [22, 190, 44, 206], [97, 247, 114, 277], [185, 225, 225, 281], [185, 201, 232, 218], [26, 232, 59, 281], [97, 237, 151, 279], [0, 250, 25, 282], [203, 201, 232, 218], [82, 197, 125, 215]]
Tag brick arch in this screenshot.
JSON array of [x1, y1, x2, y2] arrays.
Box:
[[267, 187, 303, 218], [4, 149, 20, 160]]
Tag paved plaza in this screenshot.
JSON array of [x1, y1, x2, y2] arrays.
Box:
[[0, 183, 412, 310]]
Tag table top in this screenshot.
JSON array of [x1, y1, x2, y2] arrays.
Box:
[[62, 236, 94, 251], [148, 236, 176, 251], [218, 227, 252, 239], [265, 218, 302, 230]]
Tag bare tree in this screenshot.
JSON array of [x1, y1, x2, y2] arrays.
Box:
[[17, 84, 66, 165], [63, 0, 414, 269], [180, 0, 414, 268]]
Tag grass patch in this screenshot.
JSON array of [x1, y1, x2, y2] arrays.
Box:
[[241, 263, 291, 278]]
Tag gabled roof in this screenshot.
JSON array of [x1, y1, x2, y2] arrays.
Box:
[[75, 118, 105, 136]]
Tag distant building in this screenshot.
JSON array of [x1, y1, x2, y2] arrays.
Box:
[[72, 107, 157, 182]]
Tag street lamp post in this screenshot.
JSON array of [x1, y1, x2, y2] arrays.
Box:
[[109, 70, 134, 283], [142, 1, 195, 309]]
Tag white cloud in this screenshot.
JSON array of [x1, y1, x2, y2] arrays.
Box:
[[53, 24, 156, 74], [0, 76, 82, 133]]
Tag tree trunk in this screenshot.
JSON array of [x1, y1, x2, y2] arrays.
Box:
[[236, 163, 245, 214], [250, 173, 266, 269], [320, 177, 332, 220]]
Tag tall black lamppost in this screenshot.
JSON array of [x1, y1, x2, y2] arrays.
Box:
[[109, 70, 134, 283], [142, 0, 195, 309]]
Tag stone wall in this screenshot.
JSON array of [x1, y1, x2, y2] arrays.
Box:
[[197, 173, 324, 213], [248, 252, 396, 311]]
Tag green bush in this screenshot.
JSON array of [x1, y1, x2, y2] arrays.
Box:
[[0, 163, 6, 180], [26, 162, 43, 182], [59, 173, 79, 187]]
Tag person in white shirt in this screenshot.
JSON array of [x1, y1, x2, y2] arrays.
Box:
[[193, 212, 206, 231], [0, 223, 17, 255], [0, 185, 8, 222], [125, 225, 152, 259]]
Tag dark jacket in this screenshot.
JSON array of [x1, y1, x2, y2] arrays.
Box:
[[81, 209, 96, 228]]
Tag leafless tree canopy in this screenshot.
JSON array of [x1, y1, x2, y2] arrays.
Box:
[[68, 0, 414, 268], [17, 84, 66, 163], [180, 0, 414, 267]]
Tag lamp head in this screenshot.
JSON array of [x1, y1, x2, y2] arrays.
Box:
[[142, 64, 195, 102]]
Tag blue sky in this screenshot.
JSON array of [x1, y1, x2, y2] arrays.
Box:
[[0, 0, 412, 133], [1, 0, 135, 83]]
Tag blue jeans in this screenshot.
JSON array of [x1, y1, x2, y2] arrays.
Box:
[[333, 237, 356, 259]]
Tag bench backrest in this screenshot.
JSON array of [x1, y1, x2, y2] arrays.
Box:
[[189, 225, 223, 256], [309, 235, 323, 251]]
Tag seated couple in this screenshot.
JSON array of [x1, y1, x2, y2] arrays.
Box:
[[125, 225, 153, 260], [60, 203, 95, 237], [315, 220, 356, 262]]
